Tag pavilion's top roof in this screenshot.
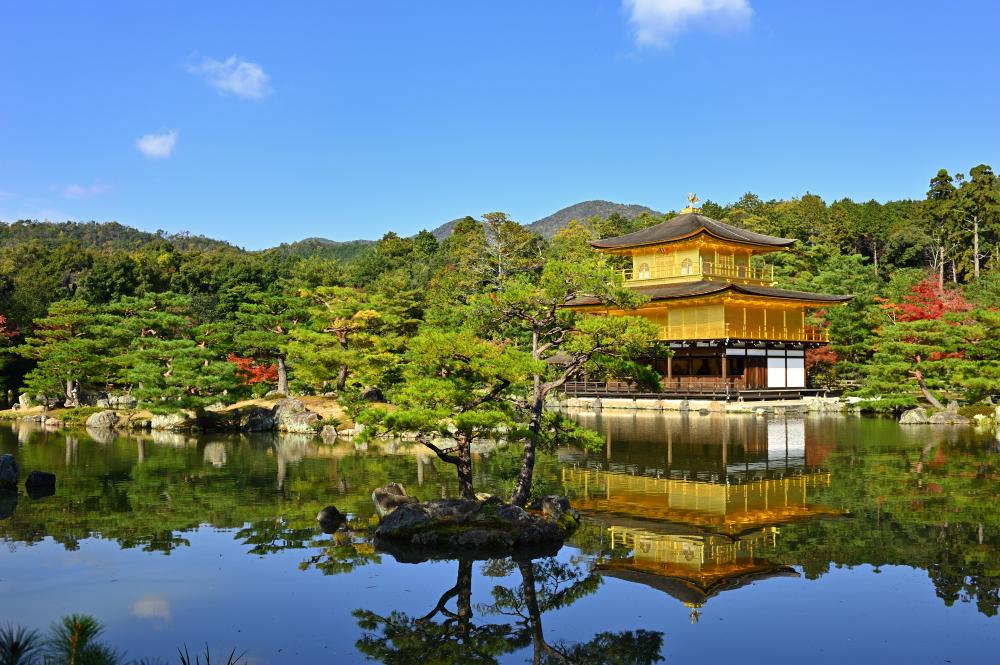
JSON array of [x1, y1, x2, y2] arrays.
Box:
[[589, 213, 796, 250], [567, 279, 853, 307]]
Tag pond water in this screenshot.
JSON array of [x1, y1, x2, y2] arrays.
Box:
[[1, 413, 998, 664]]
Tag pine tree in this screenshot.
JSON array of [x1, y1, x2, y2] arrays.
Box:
[[17, 300, 107, 404], [233, 290, 307, 395]]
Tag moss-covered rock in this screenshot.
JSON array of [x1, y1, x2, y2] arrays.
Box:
[[374, 495, 579, 559]]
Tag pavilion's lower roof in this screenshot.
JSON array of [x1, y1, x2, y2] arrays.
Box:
[[568, 279, 853, 307]]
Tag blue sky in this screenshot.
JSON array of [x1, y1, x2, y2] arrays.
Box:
[[1, 1, 998, 249]]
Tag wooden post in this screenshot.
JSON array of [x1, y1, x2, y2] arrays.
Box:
[[667, 354, 673, 383]]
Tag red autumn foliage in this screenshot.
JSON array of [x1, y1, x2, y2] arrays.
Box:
[[877, 278, 972, 322], [0, 315, 13, 341], [228, 353, 278, 385], [806, 344, 838, 368]]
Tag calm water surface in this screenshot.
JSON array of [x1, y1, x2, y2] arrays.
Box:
[[1, 413, 998, 664]]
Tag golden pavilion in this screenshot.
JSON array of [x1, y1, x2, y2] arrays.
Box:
[[568, 195, 851, 397]]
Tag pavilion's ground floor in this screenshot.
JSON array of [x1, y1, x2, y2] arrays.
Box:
[[564, 339, 823, 401]]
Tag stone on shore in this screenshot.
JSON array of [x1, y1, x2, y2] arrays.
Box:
[[899, 407, 929, 424], [150, 411, 197, 431], [86, 410, 120, 429]]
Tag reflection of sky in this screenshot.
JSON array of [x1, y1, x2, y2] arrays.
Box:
[[2, 528, 998, 664]]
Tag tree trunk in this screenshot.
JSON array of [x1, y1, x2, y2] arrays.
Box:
[[455, 433, 475, 500], [872, 243, 879, 277], [951, 261, 957, 284], [276, 356, 289, 395], [938, 246, 945, 289], [336, 334, 349, 391], [973, 217, 981, 278], [914, 368, 945, 410], [65, 378, 75, 406], [518, 560, 546, 664], [511, 376, 543, 507]]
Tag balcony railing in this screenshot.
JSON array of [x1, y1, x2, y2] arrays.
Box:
[[621, 260, 774, 285], [658, 322, 828, 342]]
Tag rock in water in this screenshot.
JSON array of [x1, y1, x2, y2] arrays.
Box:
[[25, 471, 56, 499], [372, 483, 417, 518], [0, 454, 18, 490], [317, 506, 345, 533], [319, 424, 338, 441], [86, 410, 120, 429], [899, 407, 929, 425]]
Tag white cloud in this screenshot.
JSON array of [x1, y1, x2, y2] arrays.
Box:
[[132, 596, 172, 621], [136, 130, 178, 159], [187, 55, 272, 100], [59, 183, 109, 199], [624, 0, 753, 46]]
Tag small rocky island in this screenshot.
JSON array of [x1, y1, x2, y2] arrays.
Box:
[[369, 483, 579, 561]]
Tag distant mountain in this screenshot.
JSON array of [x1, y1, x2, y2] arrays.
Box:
[[427, 200, 662, 241], [525, 200, 661, 238], [268, 237, 375, 262], [1, 200, 661, 263]]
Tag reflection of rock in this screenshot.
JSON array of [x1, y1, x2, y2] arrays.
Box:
[[86, 410, 120, 429], [0, 454, 19, 489], [85, 426, 117, 444], [0, 491, 16, 519], [372, 483, 417, 518], [203, 442, 228, 468], [317, 506, 346, 533], [25, 471, 56, 499], [149, 430, 190, 447]]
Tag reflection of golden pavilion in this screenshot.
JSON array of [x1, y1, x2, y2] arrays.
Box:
[[562, 413, 842, 615], [562, 468, 837, 534], [598, 524, 799, 621]]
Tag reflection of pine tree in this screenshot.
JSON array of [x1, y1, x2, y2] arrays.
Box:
[[353, 556, 665, 664]]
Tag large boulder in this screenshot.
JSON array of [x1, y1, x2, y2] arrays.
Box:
[[150, 411, 196, 431], [899, 407, 929, 425], [17, 393, 31, 410], [238, 406, 275, 432], [929, 410, 970, 425], [107, 394, 138, 409], [272, 397, 306, 420], [0, 454, 19, 490], [375, 496, 574, 555], [320, 424, 338, 441], [86, 410, 120, 429], [281, 411, 320, 434]]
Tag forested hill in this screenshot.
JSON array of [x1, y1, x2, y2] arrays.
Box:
[[268, 237, 376, 262], [428, 200, 661, 240], [0, 219, 236, 252]]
